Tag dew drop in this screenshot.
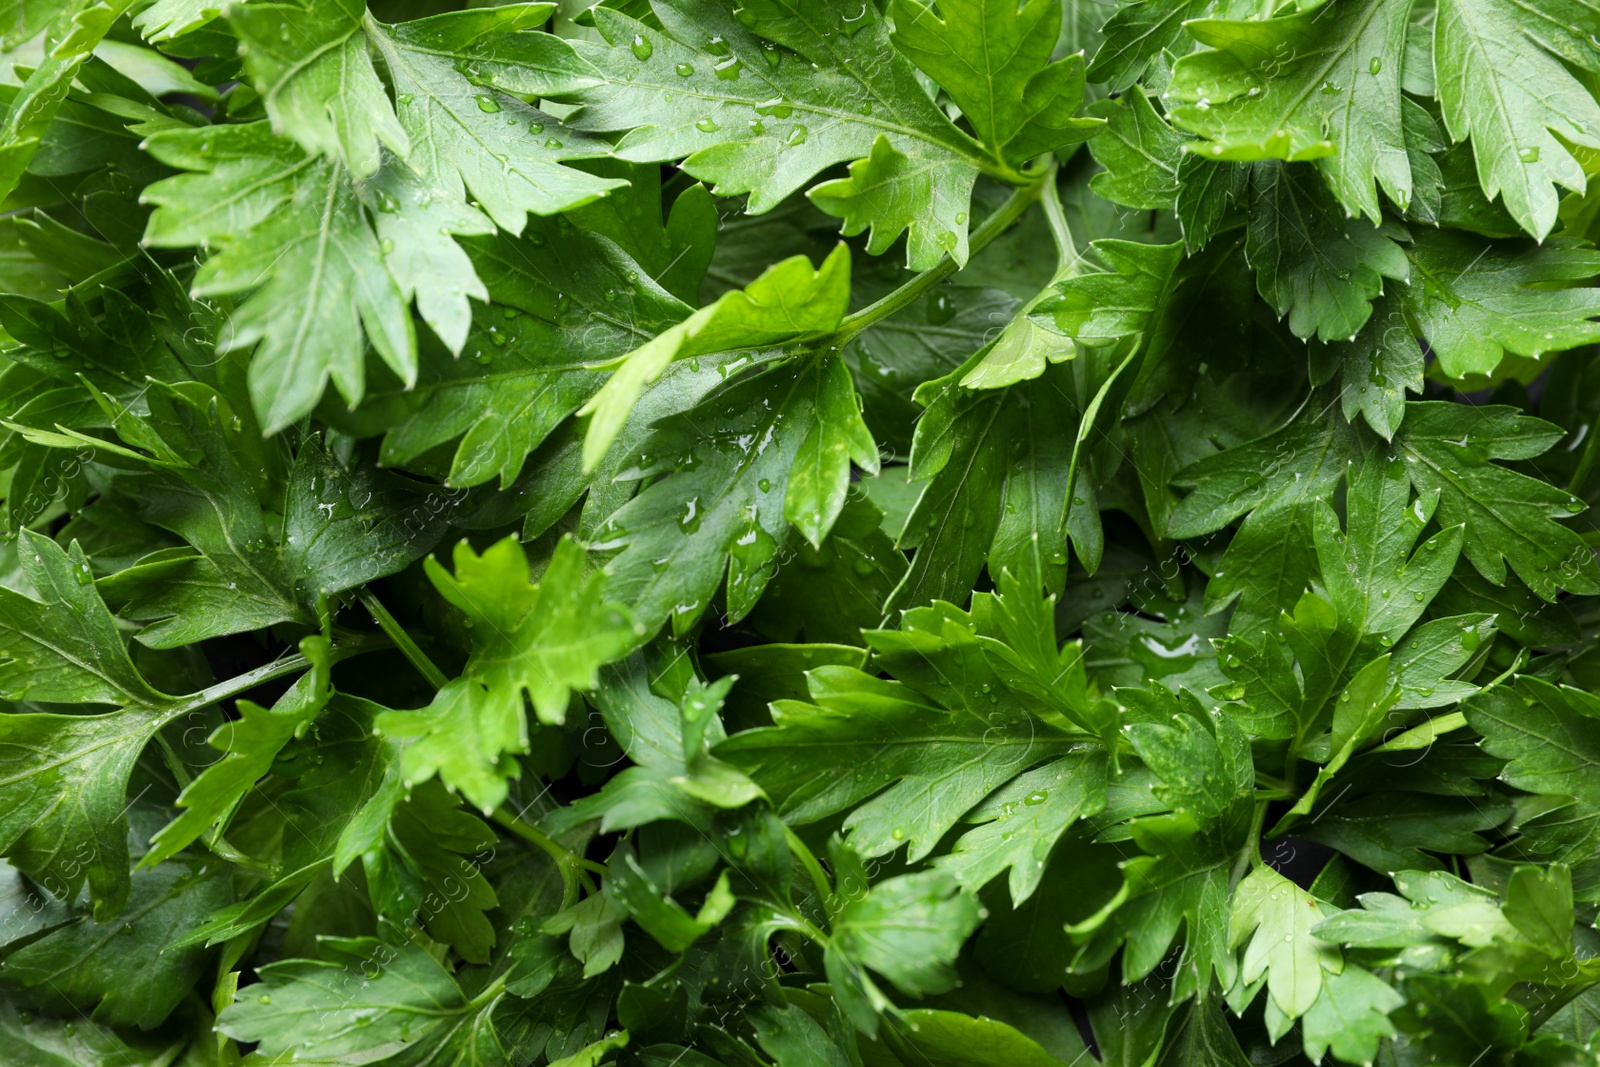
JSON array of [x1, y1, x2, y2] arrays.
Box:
[[476, 94, 500, 113], [630, 33, 653, 60]]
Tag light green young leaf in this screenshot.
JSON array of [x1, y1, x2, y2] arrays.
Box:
[[580, 244, 850, 470], [1300, 963, 1404, 1065], [829, 869, 982, 1001], [808, 134, 981, 269], [1229, 865, 1342, 1022], [1035, 239, 1185, 346], [141, 124, 413, 433], [1433, 0, 1600, 238], [889, 0, 1103, 166], [1278, 654, 1400, 825], [378, 536, 637, 812], [566, 0, 989, 268], [544, 892, 626, 977], [1166, 0, 1413, 222], [550, 1030, 631, 1067], [1088, 89, 1186, 210], [369, 12, 625, 234], [142, 637, 332, 868], [784, 352, 881, 549], [1315, 869, 1511, 949], [1394, 229, 1600, 379], [130, 0, 220, 40], [228, 0, 407, 178]]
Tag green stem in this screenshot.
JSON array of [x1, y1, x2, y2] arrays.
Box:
[[1478, 648, 1528, 693], [831, 166, 1053, 345], [158, 636, 384, 726], [779, 910, 830, 948], [151, 734, 275, 875], [143, 638, 385, 874], [1061, 348, 1137, 537], [1569, 420, 1600, 496], [783, 826, 834, 909], [361, 591, 450, 690], [492, 807, 607, 909], [1039, 167, 1080, 281], [366, 588, 602, 903], [1234, 800, 1269, 883], [467, 973, 510, 1012]]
